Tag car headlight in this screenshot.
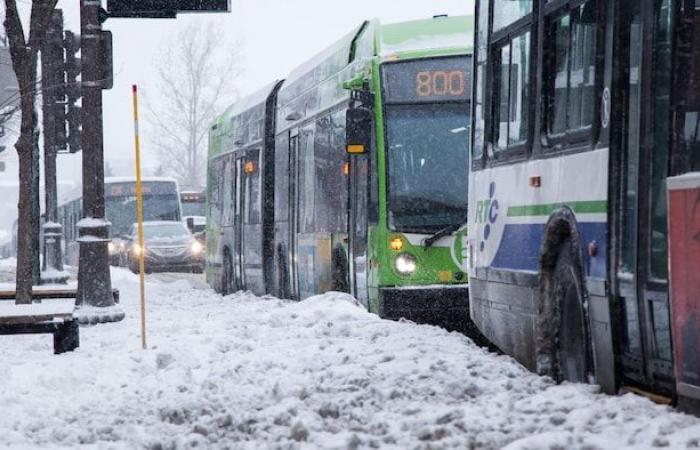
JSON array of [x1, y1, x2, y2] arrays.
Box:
[[133, 243, 144, 256], [395, 253, 417, 275], [108, 242, 117, 254], [190, 240, 203, 255]]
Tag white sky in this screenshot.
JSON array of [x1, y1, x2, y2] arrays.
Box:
[[54, 0, 474, 171]]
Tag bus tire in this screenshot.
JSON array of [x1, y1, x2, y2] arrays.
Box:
[[331, 245, 349, 293], [222, 250, 233, 295], [550, 239, 592, 383]]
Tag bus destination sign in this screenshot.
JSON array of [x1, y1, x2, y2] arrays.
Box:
[[382, 56, 471, 104]]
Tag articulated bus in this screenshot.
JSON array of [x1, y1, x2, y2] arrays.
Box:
[[58, 177, 182, 265], [469, 0, 700, 407], [207, 16, 473, 328]]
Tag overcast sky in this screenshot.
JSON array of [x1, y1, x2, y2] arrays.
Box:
[[51, 0, 474, 173]]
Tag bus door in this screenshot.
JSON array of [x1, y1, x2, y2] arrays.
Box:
[[232, 157, 244, 290], [348, 153, 369, 307], [615, 0, 674, 392], [288, 129, 300, 300], [236, 149, 264, 295]]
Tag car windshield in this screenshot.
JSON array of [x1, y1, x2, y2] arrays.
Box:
[[385, 102, 470, 233], [142, 223, 190, 239]]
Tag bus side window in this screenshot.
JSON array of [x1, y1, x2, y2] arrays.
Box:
[[492, 31, 531, 154], [299, 123, 316, 233], [314, 111, 349, 233], [274, 133, 290, 223], [245, 150, 262, 225], [543, 0, 598, 140]]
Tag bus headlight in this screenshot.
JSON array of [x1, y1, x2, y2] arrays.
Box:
[[395, 253, 417, 275], [190, 240, 203, 255]]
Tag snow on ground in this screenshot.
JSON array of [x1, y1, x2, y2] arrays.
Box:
[[0, 266, 699, 449]]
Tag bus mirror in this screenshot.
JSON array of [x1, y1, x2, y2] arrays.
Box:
[[346, 106, 372, 154], [186, 217, 195, 233]]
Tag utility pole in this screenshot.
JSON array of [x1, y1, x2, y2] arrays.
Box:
[[40, 9, 68, 284], [76, 0, 114, 312]]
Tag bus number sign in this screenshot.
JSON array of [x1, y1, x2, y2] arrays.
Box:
[[416, 70, 466, 98], [383, 55, 471, 103]]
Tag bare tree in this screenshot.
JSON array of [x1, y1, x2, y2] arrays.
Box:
[[3, 0, 58, 303], [0, 7, 7, 46], [146, 21, 242, 190]]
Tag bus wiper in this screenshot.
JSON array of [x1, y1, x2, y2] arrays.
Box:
[[421, 215, 468, 249]]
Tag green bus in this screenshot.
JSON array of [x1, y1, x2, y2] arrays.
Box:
[[207, 15, 473, 329]]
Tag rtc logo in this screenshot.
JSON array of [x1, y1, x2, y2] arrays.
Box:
[[475, 182, 499, 252]]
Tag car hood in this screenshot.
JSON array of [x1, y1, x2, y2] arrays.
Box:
[[145, 236, 191, 247]]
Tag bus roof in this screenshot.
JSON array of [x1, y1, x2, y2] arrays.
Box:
[[378, 15, 474, 58], [209, 15, 474, 157], [217, 80, 279, 123]]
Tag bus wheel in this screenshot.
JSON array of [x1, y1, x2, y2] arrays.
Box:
[[552, 240, 590, 383], [222, 251, 233, 295], [331, 245, 349, 293]]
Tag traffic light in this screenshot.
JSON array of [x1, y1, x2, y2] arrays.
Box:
[[63, 30, 82, 153], [106, 0, 230, 18], [43, 10, 68, 151]]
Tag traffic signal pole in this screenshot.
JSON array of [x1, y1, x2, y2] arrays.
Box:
[[40, 10, 68, 285], [76, 0, 115, 312]]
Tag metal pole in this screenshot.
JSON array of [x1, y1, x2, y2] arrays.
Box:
[[132, 85, 147, 350], [40, 10, 67, 285], [77, 0, 113, 308]]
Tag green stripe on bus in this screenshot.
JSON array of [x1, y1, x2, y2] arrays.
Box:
[[507, 201, 608, 217]]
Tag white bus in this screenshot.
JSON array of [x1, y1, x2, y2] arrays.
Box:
[[469, 0, 700, 410]]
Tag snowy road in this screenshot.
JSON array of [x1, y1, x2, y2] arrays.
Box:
[[1, 267, 700, 449]]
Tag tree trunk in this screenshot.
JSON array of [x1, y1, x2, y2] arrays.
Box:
[[15, 80, 38, 305], [4, 0, 59, 304]]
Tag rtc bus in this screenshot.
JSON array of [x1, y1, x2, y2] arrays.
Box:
[[469, 0, 700, 407], [207, 16, 473, 329], [58, 177, 182, 266]]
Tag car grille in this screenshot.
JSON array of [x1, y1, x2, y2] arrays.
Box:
[[150, 246, 188, 258]]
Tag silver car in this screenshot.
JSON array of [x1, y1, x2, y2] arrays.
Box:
[[125, 221, 204, 274]]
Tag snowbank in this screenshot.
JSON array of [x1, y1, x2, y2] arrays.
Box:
[[0, 269, 697, 449]]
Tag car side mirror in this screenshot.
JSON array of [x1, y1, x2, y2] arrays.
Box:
[[186, 217, 195, 233], [346, 106, 372, 155]]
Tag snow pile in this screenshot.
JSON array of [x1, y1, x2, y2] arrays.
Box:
[[0, 269, 698, 449]]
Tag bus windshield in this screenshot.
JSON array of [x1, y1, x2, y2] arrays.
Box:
[[385, 102, 470, 233], [105, 181, 181, 236], [182, 201, 205, 217]]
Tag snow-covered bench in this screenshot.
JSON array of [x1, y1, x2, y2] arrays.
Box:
[[0, 298, 79, 354]]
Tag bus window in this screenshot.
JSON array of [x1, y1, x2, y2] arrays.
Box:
[[314, 113, 347, 233], [275, 133, 290, 223], [493, 0, 532, 32], [544, 0, 598, 139], [299, 124, 315, 233], [244, 151, 262, 225], [493, 32, 531, 152]]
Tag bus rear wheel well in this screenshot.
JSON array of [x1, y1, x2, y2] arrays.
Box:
[[536, 207, 593, 382]]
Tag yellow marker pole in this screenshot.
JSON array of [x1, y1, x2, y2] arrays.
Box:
[[131, 85, 147, 350]]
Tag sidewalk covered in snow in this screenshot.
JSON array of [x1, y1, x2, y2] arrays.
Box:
[[0, 267, 699, 449]]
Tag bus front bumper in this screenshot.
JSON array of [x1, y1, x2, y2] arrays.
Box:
[[378, 284, 470, 332]]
